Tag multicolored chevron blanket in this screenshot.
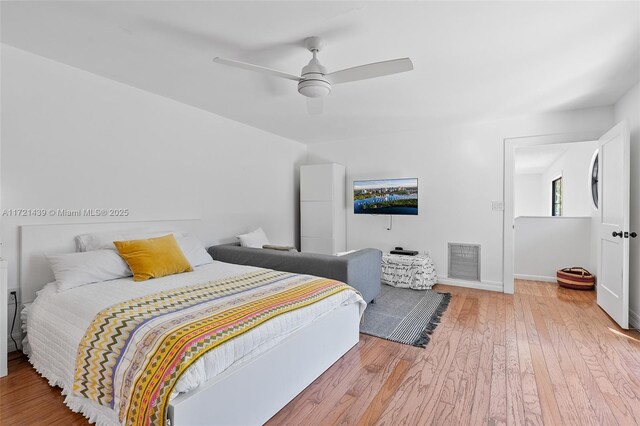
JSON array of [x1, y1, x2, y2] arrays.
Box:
[[72, 269, 351, 426]]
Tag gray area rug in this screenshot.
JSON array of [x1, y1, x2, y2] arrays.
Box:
[[360, 284, 451, 348]]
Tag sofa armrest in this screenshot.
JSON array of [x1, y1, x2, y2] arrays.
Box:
[[341, 249, 382, 303]]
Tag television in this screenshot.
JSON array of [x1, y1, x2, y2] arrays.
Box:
[[353, 178, 418, 215]]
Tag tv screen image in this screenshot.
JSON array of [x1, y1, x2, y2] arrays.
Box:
[[353, 178, 418, 215]]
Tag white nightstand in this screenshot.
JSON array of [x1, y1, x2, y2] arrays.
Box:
[[1, 259, 8, 377]]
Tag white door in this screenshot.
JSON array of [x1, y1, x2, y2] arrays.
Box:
[[597, 121, 631, 329]]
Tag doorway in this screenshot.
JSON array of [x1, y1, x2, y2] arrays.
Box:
[[512, 140, 598, 284], [503, 130, 604, 294], [503, 123, 632, 330]]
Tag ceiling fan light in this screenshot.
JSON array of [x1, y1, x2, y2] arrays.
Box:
[[298, 79, 331, 98]]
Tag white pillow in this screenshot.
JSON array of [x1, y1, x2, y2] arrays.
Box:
[[76, 230, 182, 252], [46, 250, 132, 292], [177, 235, 213, 267], [237, 227, 270, 248]]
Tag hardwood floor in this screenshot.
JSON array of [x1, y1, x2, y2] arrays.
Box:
[[1, 280, 639, 425]]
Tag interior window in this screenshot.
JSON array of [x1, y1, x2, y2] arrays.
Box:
[[552, 177, 563, 216]]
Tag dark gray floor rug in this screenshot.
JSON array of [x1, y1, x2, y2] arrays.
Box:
[[360, 284, 451, 348]]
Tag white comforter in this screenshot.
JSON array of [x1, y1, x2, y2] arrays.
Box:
[[26, 261, 365, 426]]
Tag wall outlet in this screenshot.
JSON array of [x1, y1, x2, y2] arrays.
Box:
[[8, 289, 19, 305], [492, 201, 504, 211]]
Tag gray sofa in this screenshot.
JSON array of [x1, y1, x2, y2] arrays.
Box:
[[207, 244, 382, 304]]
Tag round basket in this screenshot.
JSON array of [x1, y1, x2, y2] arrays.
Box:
[[556, 267, 595, 290]]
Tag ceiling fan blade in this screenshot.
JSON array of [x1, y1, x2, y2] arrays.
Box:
[[213, 57, 300, 82], [326, 58, 413, 85], [306, 97, 324, 115]]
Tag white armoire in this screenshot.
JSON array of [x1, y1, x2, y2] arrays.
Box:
[[300, 163, 346, 255]]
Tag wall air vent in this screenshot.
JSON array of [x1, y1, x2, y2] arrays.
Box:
[[448, 243, 481, 281]]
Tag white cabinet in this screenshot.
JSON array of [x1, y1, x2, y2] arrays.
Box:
[[1, 260, 8, 377], [300, 164, 346, 255]]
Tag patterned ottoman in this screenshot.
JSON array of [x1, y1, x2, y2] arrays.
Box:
[[381, 253, 437, 290]]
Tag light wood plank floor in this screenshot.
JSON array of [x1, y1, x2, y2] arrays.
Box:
[[1, 280, 639, 425]]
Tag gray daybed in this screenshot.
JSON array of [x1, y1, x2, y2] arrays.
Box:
[[207, 244, 382, 304]]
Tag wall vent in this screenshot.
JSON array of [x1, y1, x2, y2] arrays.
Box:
[[448, 243, 481, 281]]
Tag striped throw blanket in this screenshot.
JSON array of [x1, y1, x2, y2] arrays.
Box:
[[72, 269, 351, 426]]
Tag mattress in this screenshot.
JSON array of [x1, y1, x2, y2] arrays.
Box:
[[25, 261, 365, 425]]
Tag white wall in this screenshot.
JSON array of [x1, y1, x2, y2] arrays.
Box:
[[515, 141, 597, 217], [514, 173, 545, 217], [1, 46, 307, 348], [540, 141, 598, 217], [614, 82, 640, 328], [514, 217, 592, 280], [307, 107, 614, 291]]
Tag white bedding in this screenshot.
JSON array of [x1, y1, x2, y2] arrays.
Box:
[[26, 261, 365, 426]]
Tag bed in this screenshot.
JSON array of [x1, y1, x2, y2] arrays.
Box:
[[19, 221, 365, 426]]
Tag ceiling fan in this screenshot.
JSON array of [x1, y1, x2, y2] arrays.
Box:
[[213, 36, 413, 114]]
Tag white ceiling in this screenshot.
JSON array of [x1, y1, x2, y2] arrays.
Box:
[[515, 143, 573, 175], [2, 1, 639, 144]]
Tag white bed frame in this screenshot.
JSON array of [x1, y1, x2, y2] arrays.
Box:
[[20, 221, 360, 426]]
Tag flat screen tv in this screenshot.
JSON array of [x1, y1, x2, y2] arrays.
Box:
[[353, 178, 418, 215]]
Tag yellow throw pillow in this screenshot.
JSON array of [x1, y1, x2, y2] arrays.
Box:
[[114, 234, 193, 282]]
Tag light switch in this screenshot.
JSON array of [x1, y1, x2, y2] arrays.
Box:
[[492, 201, 504, 211]]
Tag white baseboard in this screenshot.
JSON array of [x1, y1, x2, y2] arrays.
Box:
[[630, 309, 640, 330], [514, 274, 557, 283], [436, 276, 503, 292]]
